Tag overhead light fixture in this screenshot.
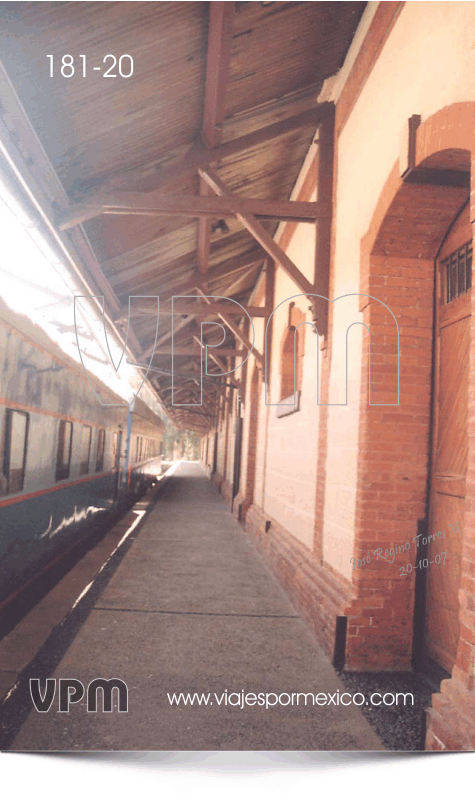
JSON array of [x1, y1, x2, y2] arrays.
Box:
[[211, 218, 230, 235]]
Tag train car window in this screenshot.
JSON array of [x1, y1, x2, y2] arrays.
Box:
[[134, 436, 140, 463], [55, 420, 73, 482], [95, 428, 105, 472], [80, 425, 92, 475], [1, 409, 29, 495]]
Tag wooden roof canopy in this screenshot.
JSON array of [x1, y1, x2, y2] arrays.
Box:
[[0, 1, 366, 432]]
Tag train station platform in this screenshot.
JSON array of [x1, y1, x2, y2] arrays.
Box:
[[1, 462, 383, 751]]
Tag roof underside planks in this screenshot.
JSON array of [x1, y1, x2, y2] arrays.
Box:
[[0, 0, 366, 430]]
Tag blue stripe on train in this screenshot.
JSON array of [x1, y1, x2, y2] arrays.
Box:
[[0, 463, 159, 600]]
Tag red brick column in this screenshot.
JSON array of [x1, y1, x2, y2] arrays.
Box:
[[345, 252, 434, 670]]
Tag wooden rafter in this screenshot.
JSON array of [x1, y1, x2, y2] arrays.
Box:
[[139, 315, 194, 360], [110, 247, 263, 296], [152, 346, 246, 356], [58, 195, 322, 230], [202, 2, 235, 148], [95, 105, 332, 196], [167, 253, 264, 295], [124, 255, 263, 360], [192, 333, 229, 375], [313, 108, 335, 334], [198, 2, 235, 279], [200, 166, 316, 299], [197, 288, 263, 365], [197, 180, 213, 277], [134, 302, 270, 317]]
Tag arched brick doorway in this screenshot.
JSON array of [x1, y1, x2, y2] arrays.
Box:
[[345, 104, 475, 749]]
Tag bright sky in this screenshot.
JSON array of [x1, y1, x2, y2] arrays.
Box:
[[0, 171, 164, 418]]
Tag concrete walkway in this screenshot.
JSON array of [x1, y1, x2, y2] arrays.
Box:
[[9, 462, 383, 750]]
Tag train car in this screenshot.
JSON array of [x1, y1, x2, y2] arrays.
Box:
[[0, 296, 165, 610]]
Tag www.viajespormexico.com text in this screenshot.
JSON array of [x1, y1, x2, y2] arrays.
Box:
[[167, 690, 414, 709]]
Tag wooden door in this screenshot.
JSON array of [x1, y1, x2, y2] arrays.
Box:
[[425, 206, 472, 672]]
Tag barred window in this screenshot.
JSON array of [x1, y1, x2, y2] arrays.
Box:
[[441, 241, 472, 304]]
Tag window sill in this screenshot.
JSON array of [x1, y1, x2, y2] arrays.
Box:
[[276, 390, 301, 418]]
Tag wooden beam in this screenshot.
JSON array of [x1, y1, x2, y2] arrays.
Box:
[[313, 108, 335, 336], [197, 180, 213, 277], [58, 195, 323, 229], [264, 259, 275, 380], [192, 333, 229, 375], [132, 301, 270, 317], [140, 315, 196, 360], [135, 260, 265, 359], [196, 254, 264, 290], [116, 255, 262, 360], [167, 386, 215, 413], [197, 288, 263, 365], [163, 383, 222, 399], [169, 407, 215, 419], [113, 253, 264, 314], [154, 346, 246, 356], [143, 363, 231, 384], [199, 2, 234, 278], [87, 105, 333, 196], [109, 245, 263, 293], [166, 385, 191, 402], [200, 167, 315, 298], [202, 2, 235, 148]]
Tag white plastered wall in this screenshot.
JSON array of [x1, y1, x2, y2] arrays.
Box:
[[323, 0, 475, 580], [261, 189, 323, 549]]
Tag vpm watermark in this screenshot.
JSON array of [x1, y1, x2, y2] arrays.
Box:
[[30, 678, 128, 713], [74, 292, 399, 408]]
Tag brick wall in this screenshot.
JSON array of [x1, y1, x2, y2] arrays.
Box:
[[207, 102, 475, 751], [354, 105, 475, 747], [245, 503, 351, 659]]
